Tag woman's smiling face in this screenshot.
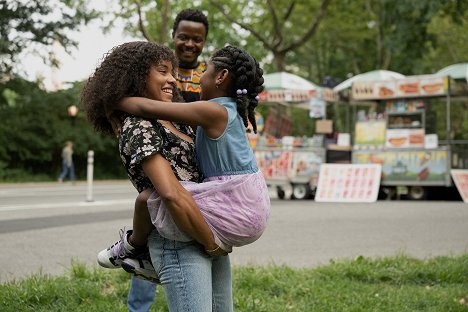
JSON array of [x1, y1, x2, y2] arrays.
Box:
[[146, 60, 177, 102]]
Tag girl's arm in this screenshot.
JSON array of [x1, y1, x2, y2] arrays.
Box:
[[142, 153, 227, 255], [117, 97, 227, 138]]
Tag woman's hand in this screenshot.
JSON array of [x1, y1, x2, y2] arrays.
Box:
[[143, 154, 222, 252], [205, 245, 229, 257]]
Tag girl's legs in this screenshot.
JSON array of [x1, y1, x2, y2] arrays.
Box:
[[97, 189, 156, 271], [129, 188, 155, 247], [148, 230, 233, 312]]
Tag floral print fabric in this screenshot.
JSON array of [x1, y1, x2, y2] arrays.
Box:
[[119, 116, 202, 193]]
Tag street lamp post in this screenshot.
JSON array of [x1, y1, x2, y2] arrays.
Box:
[[67, 104, 78, 126]]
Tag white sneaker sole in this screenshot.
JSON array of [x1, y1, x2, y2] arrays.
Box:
[[122, 259, 160, 283], [97, 248, 122, 268]]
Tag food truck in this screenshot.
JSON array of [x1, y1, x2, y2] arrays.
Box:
[[348, 73, 468, 199]]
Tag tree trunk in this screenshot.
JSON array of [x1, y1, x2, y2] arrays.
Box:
[[273, 51, 286, 71], [159, 0, 170, 44]]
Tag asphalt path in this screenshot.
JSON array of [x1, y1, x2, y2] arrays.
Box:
[[1, 181, 467, 284]]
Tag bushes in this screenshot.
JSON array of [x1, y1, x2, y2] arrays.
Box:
[[0, 78, 126, 182]]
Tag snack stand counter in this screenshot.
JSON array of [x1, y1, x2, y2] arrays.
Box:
[[349, 74, 467, 199]]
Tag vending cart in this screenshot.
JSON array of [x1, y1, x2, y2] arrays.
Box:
[[350, 74, 468, 199]]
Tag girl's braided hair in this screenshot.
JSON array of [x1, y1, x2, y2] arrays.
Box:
[[210, 45, 264, 133], [81, 41, 179, 136]]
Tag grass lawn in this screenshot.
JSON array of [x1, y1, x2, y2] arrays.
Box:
[[1, 254, 467, 311]]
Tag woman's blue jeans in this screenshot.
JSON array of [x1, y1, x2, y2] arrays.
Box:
[[148, 230, 233, 311]]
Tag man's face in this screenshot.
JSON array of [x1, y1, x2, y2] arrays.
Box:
[[173, 20, 206, 68]]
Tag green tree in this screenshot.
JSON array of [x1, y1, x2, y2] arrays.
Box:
[[108, 0, 169, 44], [362, 0, 466, 74], [0, 79, 125, 181], [293, 0, 467, 84], [418, 13, 468, 73], [208, 0, 331, 72], [0, 0, 98, 81]]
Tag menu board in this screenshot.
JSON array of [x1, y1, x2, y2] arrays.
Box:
[[451, 170, 468, 203], [315, 164, 382, 202], [352, 75, 448, 100], [354, 121, 386, 148], [385, 129, 425, 149]]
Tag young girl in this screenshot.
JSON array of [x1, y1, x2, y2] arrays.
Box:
[[99, 45, 270, 273]]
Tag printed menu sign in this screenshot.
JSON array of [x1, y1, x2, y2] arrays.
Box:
[[352, 75, 447, 100], [315, 164, 382, 202], [451, 170, 468, 203]]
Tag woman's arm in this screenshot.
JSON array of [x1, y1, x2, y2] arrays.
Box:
[[142, 153, 226, 255], [117, 97, 227, 138]]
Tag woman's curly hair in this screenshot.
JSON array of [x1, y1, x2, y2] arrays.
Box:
[[210, 45, 264, 133], [81, 41, 178, 136]]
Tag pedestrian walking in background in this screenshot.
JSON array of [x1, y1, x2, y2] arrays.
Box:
[[58, 141, 75, 182]]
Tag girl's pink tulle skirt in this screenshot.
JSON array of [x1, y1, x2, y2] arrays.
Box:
[[147, 171, 270, 252]]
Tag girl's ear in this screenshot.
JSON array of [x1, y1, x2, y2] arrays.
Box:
[[216, 68, 230, 86]]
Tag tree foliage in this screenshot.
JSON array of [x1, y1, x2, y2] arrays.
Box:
[[207, 0, 331, 71], [0, 0, 98, 80], [298, 0, 468, 83], [0, 79, 125, 181]]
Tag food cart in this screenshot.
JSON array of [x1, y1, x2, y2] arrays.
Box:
[[249, 135, 325, 199], [348, 72, 468, 199], [250, 72, 326, 199]]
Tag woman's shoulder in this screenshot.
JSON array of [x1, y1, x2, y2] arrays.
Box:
[[120, 116, 164, 137], [122, 116, 160, 129]]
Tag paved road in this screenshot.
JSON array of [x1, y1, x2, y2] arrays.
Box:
[[1, 181, 467, 283]]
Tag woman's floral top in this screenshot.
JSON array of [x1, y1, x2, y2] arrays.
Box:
[[119, 116, 202, 193]]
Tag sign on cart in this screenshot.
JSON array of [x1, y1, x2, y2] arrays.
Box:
[[315, 164, 382, 202], [450, 170, 468, 203]]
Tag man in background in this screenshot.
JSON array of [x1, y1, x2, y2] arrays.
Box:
[[127, 8, 209, 312], [172, 8, 208, 103], [58, 141, 75, 183]]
